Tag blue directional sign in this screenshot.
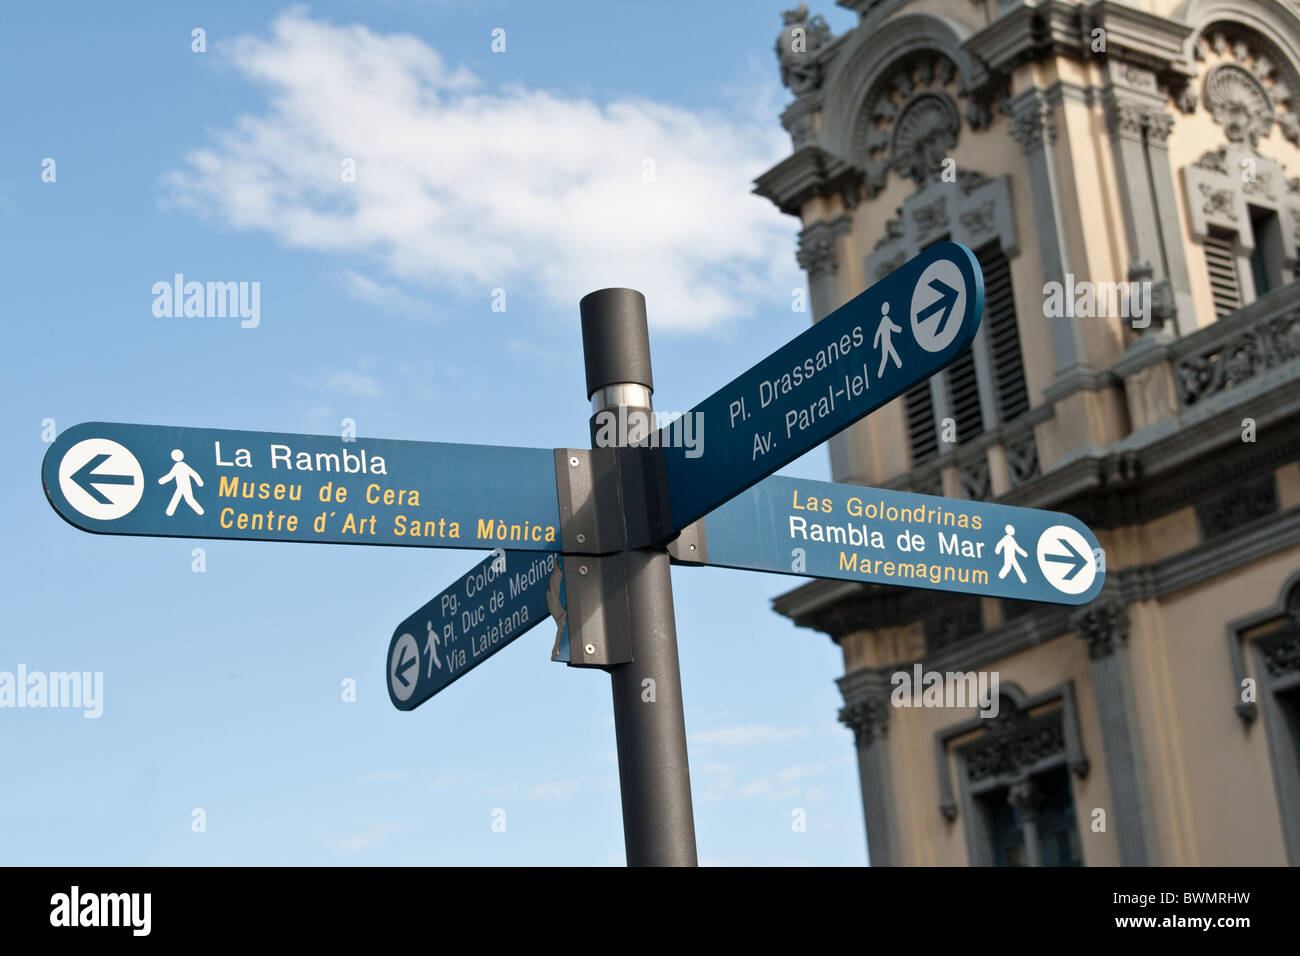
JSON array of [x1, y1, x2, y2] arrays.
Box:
[[42, 422, 562, 551], [388, 549, 567, 710], [693, 475, 1104, 605], [657, 242, 984, 532]]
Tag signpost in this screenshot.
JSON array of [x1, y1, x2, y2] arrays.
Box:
[[387, 550, 568, 710], [675, 474, 1103, 604], [43, 422, 562, 552], [40, 241, 1112, 866], [657, 241, 984, 533]]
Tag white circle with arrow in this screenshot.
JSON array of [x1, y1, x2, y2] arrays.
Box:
[[57, 438, 145, 521], [909, 260, 967, 353], [390, 632, 420, 702], [1035, 525, 1097, 595]]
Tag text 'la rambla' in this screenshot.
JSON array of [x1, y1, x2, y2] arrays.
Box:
[[215, 441, 388, 473]]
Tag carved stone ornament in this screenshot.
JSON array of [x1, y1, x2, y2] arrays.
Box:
[[1004, 432, 1040, 487], [890, 92, 961, 185], [1242, 170, 1275, 200], [923, 595, 982, 654], [1195, 25, 1300, 147], [957, 169, 991, 195], [1126, 259, 1174, 333], [839, 696, 890, 746], [1195, 475, 1278, 539], [874, 212, 905, 251], [1006, 98, 1055, 151], [854, 54, 967, 197], [1203, 63, 1275, 146], [1193, 147, 1230, 175], [795, 217, 850, 277], [1175, 310, 1300, 405], [911, 197, 948, 236], [959, 454, 991, 501], [959, 201, 996, 236], [960, 704, 1068, 784], [775, 4, 833, 96], [875, 251, 907, 280], [1198, 182, 1238, 222], [1071, 599, 1129, 660]]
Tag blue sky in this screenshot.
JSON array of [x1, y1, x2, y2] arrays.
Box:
[[0, 0, 871, 865]]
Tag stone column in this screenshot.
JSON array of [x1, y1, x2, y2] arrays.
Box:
[[1006, 89, 1089, 386], [798, 214, 856, 481], [838, 669, 898, 866], [1007, 777, 1044, 867], [1072, 599, 1157, 865], [1102, 59, 1195, 337], [795, 215, 851, 322]]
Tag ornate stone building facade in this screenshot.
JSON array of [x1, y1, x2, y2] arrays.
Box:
[[759, 0, 1300, 865]]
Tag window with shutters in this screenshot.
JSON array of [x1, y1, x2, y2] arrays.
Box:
[[1204, 228, 1242, 319], [945, 350, 983, 444], [904, 381, 938, 465], [902, 241, 1030, 470], [980, 244, 1029, 422]]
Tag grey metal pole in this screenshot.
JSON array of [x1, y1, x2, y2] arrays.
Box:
[[579, 288, 698, 867]]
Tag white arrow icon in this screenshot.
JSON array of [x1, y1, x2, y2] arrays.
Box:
[[909, 260, 967, 353], [1035, 525, 1097, 595], [57, 438, 145, 521], [390, 632, 420, 702]]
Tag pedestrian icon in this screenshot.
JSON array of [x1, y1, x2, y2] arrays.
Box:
[[874, 302, 903, 377], [158, 449, 204, 516], [390, 632, 420, 703], [910, 259, 966, 353], [425, 620, 442, 675], [56, 438, 145, 521], [995, 524, 1028, 584]]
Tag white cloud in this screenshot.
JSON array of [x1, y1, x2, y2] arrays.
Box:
[[736, 777, 774, 798], [343, 269, 435, 317], [690, 725, 810, 748], [526, 776, 617, 799], [323, 369, 384, 399], [527, 779, 581, 799], [776, 762, 828, 783], [325, 822, 401, 852], [163, 9, 798, 332]]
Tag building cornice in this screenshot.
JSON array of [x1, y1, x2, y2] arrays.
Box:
[[965, 1, 1084, 76], [1085, 0, 1197, 76], [752, 145, 862, 218]]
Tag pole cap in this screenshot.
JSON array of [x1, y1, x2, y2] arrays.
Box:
[[579, 288, 654, 398]]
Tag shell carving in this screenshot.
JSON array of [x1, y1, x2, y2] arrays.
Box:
[[1203, 64, 1274, 145], [890, 93, 959, 183]]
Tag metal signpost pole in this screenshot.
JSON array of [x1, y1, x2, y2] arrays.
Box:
[[579, 288, 697, 867]]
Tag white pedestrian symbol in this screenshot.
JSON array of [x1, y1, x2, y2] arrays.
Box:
[[874, 302, 903, 378], [995, 524, 1028, 584], [425, 621, 442, 675], [158, 449, 204, 516]]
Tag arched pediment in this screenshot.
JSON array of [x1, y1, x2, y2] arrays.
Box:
[[818, 14, 990, 197], [819, 14, 985, 157], [1175, 0, 1300, 82]]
